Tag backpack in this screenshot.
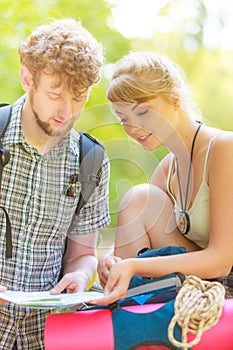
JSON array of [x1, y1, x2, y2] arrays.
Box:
[[119, 245, 186, 306], [0, 104, 105, 260]]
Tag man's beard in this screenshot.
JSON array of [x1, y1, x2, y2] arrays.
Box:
[[33, 107, 75, 137], [29, 92, 76, 137]]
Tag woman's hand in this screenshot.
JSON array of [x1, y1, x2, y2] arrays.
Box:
[[93, 258, 135, 305], [97, 249, 121, 288]]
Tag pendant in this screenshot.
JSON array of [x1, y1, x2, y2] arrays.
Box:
[[176, 210, 190, 235]]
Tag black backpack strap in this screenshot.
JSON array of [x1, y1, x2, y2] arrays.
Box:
[[0, 104, 12, 140], [0, 104, 12, 259], [75, 132, 105, 215], [0, 104, 11, 168]]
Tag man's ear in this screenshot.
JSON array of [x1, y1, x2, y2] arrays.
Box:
[[20, 65, 33, 91]]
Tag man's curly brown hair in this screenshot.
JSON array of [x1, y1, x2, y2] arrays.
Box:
[[18, 18, 104, 97]]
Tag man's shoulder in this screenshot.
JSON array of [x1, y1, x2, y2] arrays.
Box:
[[69, 130, 104, 148], [69, 128, 81, 142]]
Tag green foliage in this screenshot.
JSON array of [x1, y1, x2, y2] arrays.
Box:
[[182, 49, 233, 131]]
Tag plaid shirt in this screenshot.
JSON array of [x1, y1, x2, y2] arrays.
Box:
[[0, 95, 110, 349]]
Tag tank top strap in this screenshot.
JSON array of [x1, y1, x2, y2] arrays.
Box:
[[166, 153, 176, 204], [203, 135, 218, 182]]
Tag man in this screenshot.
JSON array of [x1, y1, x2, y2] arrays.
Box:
[[0, 18, 110, 349]]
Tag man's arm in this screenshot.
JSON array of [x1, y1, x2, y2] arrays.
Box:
[[50, 231, 98, 294]]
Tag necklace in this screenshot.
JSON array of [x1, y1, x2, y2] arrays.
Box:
[[175, 122, 202, 234]]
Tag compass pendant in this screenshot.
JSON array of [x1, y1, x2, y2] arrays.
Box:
[[176, 210, 190, 235]]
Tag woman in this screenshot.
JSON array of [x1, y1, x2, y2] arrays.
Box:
[[95, 51, 233, 305]]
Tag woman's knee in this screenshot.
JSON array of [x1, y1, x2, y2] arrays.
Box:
[[115, 184, 174, 254], [119, 184, 154, 210], [118, 184, 168, 219]]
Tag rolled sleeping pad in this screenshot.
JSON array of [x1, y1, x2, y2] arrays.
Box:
[[45, 308, 114, 350], [44, 299, 233, 350]]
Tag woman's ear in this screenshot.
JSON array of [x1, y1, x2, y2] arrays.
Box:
[[20, 65, 33, 91], [172, 91, 181, 110]]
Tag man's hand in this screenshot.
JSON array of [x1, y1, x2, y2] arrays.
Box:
[[50, 271, 87, 294], [97, 249, 121, 288]]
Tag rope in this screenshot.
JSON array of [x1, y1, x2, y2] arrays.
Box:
[[168, 275, 225, 349]]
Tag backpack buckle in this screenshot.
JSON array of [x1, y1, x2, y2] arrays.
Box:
[[0, 147, 10, 167]]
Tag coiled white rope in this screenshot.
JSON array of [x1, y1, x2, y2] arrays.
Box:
[[168, 275, 225, 349]]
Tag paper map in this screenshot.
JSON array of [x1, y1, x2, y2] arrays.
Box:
[[0, 290, 103, 309]]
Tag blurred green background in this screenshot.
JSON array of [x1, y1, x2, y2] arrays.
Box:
[[1, 0, 233, 249]]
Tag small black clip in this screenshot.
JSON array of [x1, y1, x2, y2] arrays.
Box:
[[65, 174, 80, 197], [70, 174, 79, 183]]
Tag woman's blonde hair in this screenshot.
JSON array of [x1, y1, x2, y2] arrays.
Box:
[[18, 18, 103, 97], [107, 51, 200, 118]]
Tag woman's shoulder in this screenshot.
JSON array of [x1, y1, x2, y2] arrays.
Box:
[[202, 125, 233, 148], [208, 129, 233, 168], [207, 129, 233, 208], [211, 129, 233, 150]]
